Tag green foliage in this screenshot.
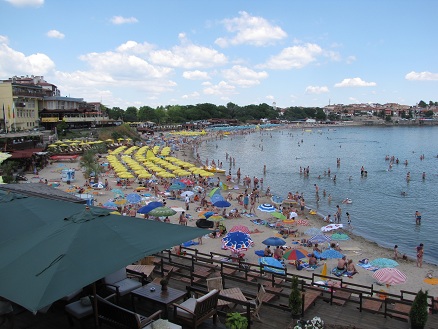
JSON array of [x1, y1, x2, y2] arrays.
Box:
[[424, 110, 434, 118], [409, 289, 429, 328], [225, 312, 248, 329], [80, 150, 103, 181], [0, 160, 17, 183], [289, 276, 302, 316], [418, 100, 427, 108]]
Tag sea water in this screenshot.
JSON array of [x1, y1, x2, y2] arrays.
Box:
[[197, 125, 438, 265]]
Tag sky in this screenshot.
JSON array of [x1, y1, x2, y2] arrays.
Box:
[[1, 0, 437, 110]]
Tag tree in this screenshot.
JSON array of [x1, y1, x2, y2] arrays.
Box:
[[107, 107, 124, 120], [418, 100, 427, 108], [409, 289, 429, 329], [124, 107, 138, 122], [289, 275, 302, 317], [138, 106, 156, 122], [80, 150, 103, 183]]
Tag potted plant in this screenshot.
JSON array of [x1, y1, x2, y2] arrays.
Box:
[[409, 289, 429, 329], [159, 277, 168, 291], [289, 275, 302, 319], [225, 312, 248, 329]]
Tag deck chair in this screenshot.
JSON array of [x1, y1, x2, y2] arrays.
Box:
[[206, 277, 223, 292], [242, 284, 266, 321], [103, 268, 143, 303]]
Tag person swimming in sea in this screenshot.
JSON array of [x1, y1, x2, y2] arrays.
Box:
[[415, 211, 421, 225]]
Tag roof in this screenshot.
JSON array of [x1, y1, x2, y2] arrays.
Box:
[[0, 183, 86, 204]]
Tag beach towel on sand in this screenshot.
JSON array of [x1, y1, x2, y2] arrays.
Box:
[[331, 267, 346, 277]]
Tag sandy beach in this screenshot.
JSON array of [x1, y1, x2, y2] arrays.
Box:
[[27, 131, 438, 298]]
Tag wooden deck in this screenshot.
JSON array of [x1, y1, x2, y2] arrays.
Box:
[[4, 250, 438, 329]]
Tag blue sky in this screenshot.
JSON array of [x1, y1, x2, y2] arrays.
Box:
[[1, 0, 437, 109]]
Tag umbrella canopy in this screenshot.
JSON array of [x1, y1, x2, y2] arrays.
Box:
[[373, 268, 407, 285], [208, 187, 221, 197], [213, 200, 231, 208], [0, 192, 206, 312], [207, 215, 225, 222], [320, 249, 344, 259], [210, 193, 225, 204], [221, 232, 254, 253], [369, 258, 399, 268], [257, 203, 277, 212], [308, 234, 331, 244], [321, 224, 343, 232], [179, 178, 194, 186], [262, 237, 286, 246], [198, 211, 215, 219], [229, 225, 251, 234], [169, 181, 187, 191], [126, 193, 142, 204], [137, 201, 163, 214], [111, 188, 124, 196], [271, 212, 286, 220], [270, 195, 284, 205], [102, 201, 118, 210], [91, 182, 105, 189], [259, 257, 285, 275], [331, 233, 350, 241], [148, 206, 177, 217], [180, 191, 194, 198], [283, 249, 308, 261]]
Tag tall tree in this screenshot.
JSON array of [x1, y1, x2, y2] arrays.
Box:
[[124, 107, 138, 122]]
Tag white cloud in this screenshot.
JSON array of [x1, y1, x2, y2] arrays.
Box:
[[182, 91, 200, 99], [0, 35, 9, 44], [110, 16, 138, 25], [346, 55, 356, 64], [305, 86, 329, 94], [116, 41, 155, 54], [182, 70, 210, 80], [46, 30, 65, 39], [79, 51, 172, 79], [203, 81, 236, 96], [334, 78, 376, 87], [259, 43, 322, 70], [266, 95, 275, 101], [149, 42, 227, 69], [215, 11, 287, 47], [221, 65, 268, 87], [5, 0, 43, 7], [405, 71, 438, 81], [0, 41, 55, 77]]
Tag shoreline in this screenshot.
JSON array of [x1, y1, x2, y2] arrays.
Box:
[[26, 128, 438, 297]]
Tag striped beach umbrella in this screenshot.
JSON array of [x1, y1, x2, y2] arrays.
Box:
[[257, 203, 277, 212], [308, 234, 331, 244], [373, 268, 407, 285], [229, 225, 251, 234]]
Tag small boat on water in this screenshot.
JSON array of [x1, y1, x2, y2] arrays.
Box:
[[202, 166, 226, 174]]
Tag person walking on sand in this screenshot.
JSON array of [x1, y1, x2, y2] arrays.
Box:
[[336, 205, 342, 223], [416, 243, 424, 268]]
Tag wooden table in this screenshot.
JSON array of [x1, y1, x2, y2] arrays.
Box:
[[126, 264, 155, 278], [131, 282, 186, 318], [218, 287, 247, 308]]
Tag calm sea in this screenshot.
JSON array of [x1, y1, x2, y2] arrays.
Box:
[[197, 125, 438, 265]]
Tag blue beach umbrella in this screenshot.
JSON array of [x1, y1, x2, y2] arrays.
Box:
[[221, 232, 254, 253], [259, 257, 285, 275], [320, 249, 344, 259], [270, 195, 284, 205], [111, 188, 124, 196], [210, 193, 225, 204], [169, 181, 186, 191], [137, 201, 163, 214], [213, 200, 231, 208], [257, 203, 277, 212], [262, 237, 286, 246], [126, 193, 142, 204], [102, 201, 118, 210]]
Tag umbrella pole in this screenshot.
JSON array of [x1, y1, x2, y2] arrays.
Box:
[[93, 282, 99, 328]]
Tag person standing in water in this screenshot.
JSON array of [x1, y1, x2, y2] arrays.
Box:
[[415, 211, 421, 225]]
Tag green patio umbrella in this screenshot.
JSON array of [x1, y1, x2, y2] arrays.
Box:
[[147, 206, 177, 217], [0, 191, 206, 313]]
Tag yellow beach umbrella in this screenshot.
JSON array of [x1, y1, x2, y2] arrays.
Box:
[[115, 199, 127, 205], [321, 262, 327, 277]]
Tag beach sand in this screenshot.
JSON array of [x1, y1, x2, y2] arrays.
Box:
[[28, 136, 438, 298]]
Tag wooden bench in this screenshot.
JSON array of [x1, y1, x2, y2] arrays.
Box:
[[390, 302, 411, 322], [360, 297, 382, 313], [302, 290, 322, 315], [91, 295, 162, 329]]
